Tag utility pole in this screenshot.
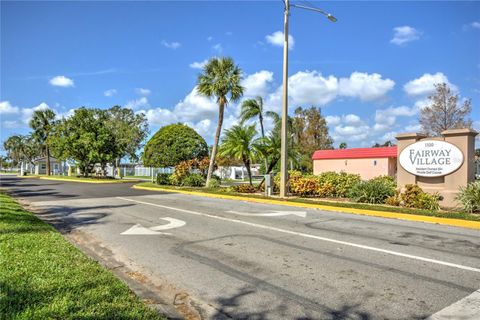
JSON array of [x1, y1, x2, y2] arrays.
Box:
[[278, 0, 337, 198], [279, 0, 290, 198]]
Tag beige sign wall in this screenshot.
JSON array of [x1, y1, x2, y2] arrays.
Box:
[[396, 128, 478, 207]]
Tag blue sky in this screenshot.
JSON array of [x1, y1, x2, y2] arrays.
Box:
[[1, 0, 479, 151]]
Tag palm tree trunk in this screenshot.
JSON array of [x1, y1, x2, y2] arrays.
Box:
[[259, 113, 268, 173], [244, 157, 252, 185], [46, 146, 51, 176], [206, 101, 225, 187]]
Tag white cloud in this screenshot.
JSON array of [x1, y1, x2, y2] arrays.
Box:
[[288, 71, 338, 105], [338, 72, 395, 101], [2, 120, 20, 129], [21, 102, 51, 124], [471, 21, 480, 29], [212, 43, 223, 53], [49, 75, 74, 87], [125, 97, 149, 110], [135, 88, 151, 96], [405, 123, 422, 132], [374, 106, 417, 132], [265, 31, 294, 50], [242, 70, 274, 97], [0, 101, 19, 115], [173, 87, 218, 122], [344, 114, 362, 125], [325, 115, 341, 126], [403, 72, 456, 96], [161, 40, 181, 49], [104, 89, 117, 97], [189, 59, 208, 69], [390, 26, 422, 45], [207, 36, 213, 42], [140, 108, 177, 127]]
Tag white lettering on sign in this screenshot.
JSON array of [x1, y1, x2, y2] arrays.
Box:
[[399, 140, 463, 177]]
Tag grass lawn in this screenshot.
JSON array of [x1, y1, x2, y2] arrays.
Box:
[[124, 175, 152, 180], [0, 192, 165, 320], [136, 182, 480, 222]]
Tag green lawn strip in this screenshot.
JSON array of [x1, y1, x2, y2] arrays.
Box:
[[0, 192, 165, 320], [136, 182, 480, 222]]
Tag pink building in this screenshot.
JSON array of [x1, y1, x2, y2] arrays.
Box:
[[312, 147, 398, 180]]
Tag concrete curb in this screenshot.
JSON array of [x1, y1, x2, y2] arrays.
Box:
[[132, 185, 480, 230]]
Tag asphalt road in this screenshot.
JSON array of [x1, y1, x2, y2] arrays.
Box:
[[2, 175, 480, 320]]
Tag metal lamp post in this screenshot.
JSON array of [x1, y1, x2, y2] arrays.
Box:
[[279, 0, 337, 198]]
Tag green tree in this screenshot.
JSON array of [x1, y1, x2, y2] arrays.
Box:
[[3, 135, 23, 166], [218, 124, 260, 185], [240, 96, 268, 170], [105, 106, 149, 175], [419, 83, 472, 136], [291, 107, 333, 172], [339, 142, 347, 149], [143, 124, 208, 167], [197, 57, 244, 187], [29, 109, 56, 175], [49, 108, 116, 176]]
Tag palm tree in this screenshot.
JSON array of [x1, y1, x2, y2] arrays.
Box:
[[29, 109, 56, 176], [218, 124, 259, 185], [197, 57, 244, 187], [240, 96, 266, 138], [3, 135, 23, 166]]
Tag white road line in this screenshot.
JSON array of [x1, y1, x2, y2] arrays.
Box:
[[427, 289, 480, 319], [116, 197, 480, 273]]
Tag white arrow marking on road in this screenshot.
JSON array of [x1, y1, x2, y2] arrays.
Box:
[[121, 217, 186, 235], [227, 210, 306, 218]]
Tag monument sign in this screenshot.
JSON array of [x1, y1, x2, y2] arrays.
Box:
[[399, 140, 463, 178]]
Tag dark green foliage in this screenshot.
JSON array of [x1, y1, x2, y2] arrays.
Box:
[[156, 173, 171, 185], [0, 192, 164, 319], [348, 180, 395, 204], [143, 124, 208, 167], [181, 173, 206, 187], [456, 181, 480, 213]]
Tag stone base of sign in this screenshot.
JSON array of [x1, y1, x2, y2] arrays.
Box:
[[396, 128, 478, 208]]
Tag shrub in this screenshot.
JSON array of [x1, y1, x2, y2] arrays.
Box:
[[400, 184, 441, 210], [370, 175, 396, 190], [348, 180, 395, 204], [401, 184, 424, 208], [233, 184, 256, 193], [385, 191, 401, 206], [317, 171, 361, 198], [290, 175, 320, 196], [456, 181, 480, 213], [156, 173, 171, 185], [207, 178, 220, 188], [168, 173, 182, 186], [414, 192, 441, 211], [181, 173, 206, 187]]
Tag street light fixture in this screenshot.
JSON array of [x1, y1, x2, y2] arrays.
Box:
[[279, 0, 337, 199]]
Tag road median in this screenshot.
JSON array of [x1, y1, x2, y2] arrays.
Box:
[[133, 184, 480, 230]]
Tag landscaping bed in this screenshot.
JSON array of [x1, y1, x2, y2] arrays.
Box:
[[134, 182, 480, 222], [0, 192, 164, 319]]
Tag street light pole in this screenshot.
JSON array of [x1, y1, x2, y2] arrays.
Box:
[[279, 0, 290, 198], [279, 0, 337, 198]]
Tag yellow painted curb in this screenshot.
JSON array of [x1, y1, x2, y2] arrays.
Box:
[[132, 185, 480, 230], [19, 175, 137, 184]]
